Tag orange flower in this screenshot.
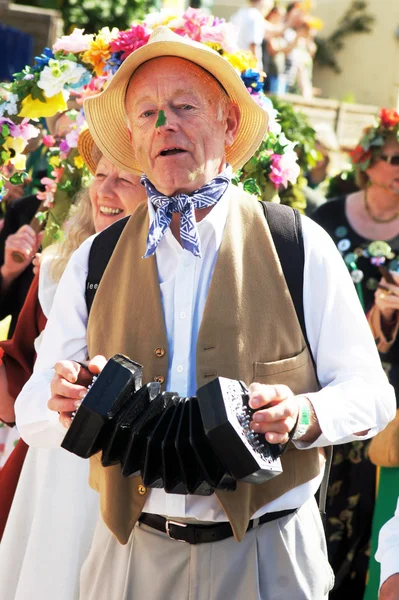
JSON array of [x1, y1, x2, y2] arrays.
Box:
[[82, 28, 118, 76]]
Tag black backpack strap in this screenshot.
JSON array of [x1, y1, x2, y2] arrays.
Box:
[[85, 216, 130, 315], [261, 201, 331, 524], [260, 201, 309, 350]]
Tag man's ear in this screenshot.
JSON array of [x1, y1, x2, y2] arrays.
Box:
[[225, 104, 241, 147]]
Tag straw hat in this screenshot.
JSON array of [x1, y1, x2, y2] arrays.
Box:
[[77, 128, 102, 174], [84, 26, 269, 175]]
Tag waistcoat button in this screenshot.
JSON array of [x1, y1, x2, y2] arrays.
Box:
[[154, 347, 165, 358], [137, 484, 147, 495], [154, 375, 165, 384]]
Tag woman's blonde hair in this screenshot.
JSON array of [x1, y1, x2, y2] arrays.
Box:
[[49, 187, 95, 283]]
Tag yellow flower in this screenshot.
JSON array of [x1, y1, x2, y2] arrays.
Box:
[[18, 92, 68, 118], [204, 42, 222, 53], [74, 155, 85, 169], [49, 155, 61, 169], [2, 137, 27, 170], [223, 51, 257, 72], [82, 28, 118, 76]]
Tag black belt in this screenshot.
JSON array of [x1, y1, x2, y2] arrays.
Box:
[[138, 508, 297, 545]]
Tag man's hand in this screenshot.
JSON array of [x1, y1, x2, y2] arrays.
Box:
[[248, 383, 299, 444], [248, 383, 320, 444], [48, 355, 107, 428], [379, 573, 399, 600]]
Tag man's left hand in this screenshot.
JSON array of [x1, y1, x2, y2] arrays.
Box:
[[248, 383, 300, 444]]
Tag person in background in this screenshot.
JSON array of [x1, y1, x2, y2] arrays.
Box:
[[286, 20, 316, 98], [375, 497, 399, 600], [231, 0, 274, 70], [312, 109, 399, 600], [263, 4, 297, 94], [0, 129, 147, 600]]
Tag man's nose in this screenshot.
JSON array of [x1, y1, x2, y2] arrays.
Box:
[[155, 109, 179, 133]]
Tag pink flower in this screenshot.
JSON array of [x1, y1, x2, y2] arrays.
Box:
[[110, 25, 150, 60], [13, 119, 40, 142], [269, 153, 300, 189], [36, 177, 57, 207], [53, 29, 94, 54], [42, 134, 56, 147], [65, 129, 79, 149], [59, 139, 70, 155]]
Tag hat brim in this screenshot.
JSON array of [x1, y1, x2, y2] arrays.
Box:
[[84, 28, 268, 176], [77, 128, 101, 175]]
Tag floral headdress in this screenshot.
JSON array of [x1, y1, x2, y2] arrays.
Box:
[[349, 108, 399, 171], [0, 8, 303, 240]]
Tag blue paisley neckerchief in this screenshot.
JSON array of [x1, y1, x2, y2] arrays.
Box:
[[141, 165, 232, 258]]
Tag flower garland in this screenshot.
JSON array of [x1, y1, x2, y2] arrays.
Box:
[[349, 108, 399, 171], [0, 8, 302, 219]]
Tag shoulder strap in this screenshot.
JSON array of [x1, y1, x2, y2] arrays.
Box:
[[85, 216, 130, 315], [260, 201, 308, 349], [261, 201, 331, 525]]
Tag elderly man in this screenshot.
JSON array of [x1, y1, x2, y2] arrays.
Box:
[[16, 28, 395, 600]]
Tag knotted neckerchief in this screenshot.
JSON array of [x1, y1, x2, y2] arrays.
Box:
[[141, 165, 232, 258]]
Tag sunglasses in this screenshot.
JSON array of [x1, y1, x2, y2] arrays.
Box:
[[380, 155, 399, 166]]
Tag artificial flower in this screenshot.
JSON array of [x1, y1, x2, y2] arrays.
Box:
[[379, 108, 399, 129], [269, 152, 301, 188], [82, 28, 119, 77], [2, 137, 27, 170], [349, 145, 372, 167], [37, 59, 89, 97], [0, 93, 19, 117], [18, 91, 67, 118], [33, 48, 54, 70], [36, 176, 57, 207], [53, 29, 94, 54], [74, 155, 85, 169], [110, 25, 150, 61], [42, 134, 56, 147], [223, 51, 257, 72], [13, 119, 40, 142], [143, 9, 181, 29], [48, 154, 61, 169]]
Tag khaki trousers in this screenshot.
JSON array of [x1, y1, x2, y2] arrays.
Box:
[[79, 497, 334, 600]]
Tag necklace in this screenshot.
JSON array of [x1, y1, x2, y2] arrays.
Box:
[[363, 189, 399, 223]]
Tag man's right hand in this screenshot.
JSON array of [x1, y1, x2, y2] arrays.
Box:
[[48, 355, 107, 428]]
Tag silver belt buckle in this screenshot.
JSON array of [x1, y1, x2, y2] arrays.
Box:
[[165, 520, 188, 542]]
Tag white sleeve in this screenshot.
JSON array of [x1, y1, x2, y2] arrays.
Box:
[[375, 499, 399, 587], [15, 235, 96, 448], [296, 216, 396, 448]]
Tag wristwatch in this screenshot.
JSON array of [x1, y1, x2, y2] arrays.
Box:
[[291, 396, 312, 441]]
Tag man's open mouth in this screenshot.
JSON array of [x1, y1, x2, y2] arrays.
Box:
[[159, 148, 186, 156]]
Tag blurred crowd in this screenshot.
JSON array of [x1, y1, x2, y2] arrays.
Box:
[[231, 0, 318, 98]]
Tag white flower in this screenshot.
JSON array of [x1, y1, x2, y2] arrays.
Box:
[[0, 93, 19, 117], [37, 59, 89, 98]]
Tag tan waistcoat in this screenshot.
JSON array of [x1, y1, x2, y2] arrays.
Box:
[[87, 186, 320, 544]]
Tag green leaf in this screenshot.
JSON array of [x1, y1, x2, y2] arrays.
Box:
[[9, 172, 27, 185], [1, 124, 10, 138], [155, 110, 167, 128], [243, 178, 261, 197]]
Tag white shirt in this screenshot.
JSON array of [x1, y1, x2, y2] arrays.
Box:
[[230, 7, 266, 69], [15, 188, 396, 522], [376, 498, 399, 588]]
